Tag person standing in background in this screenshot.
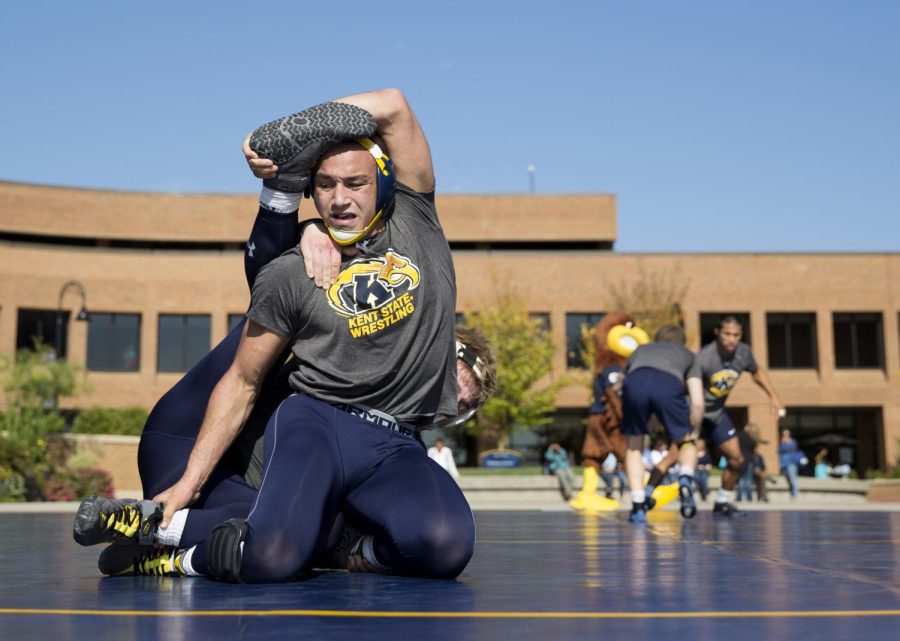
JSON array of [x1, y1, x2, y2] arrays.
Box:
[[428, 438, 460, 481]]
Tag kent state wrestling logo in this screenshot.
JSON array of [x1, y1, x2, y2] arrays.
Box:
[[327, 250, 420, 337], [708, 369, 740, 398]]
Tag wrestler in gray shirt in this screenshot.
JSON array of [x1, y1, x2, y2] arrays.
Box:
[[694, 341, 757, 424]]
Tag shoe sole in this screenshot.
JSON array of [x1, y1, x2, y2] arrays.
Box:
[[250, 103, 376, 165], [678, 484, 697, 519]]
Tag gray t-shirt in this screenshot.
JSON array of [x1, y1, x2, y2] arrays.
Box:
[[625, 342, 699, 386], [695, 341, 758, 423], [246, 183, 458, 425]]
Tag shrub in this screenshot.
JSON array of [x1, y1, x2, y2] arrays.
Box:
[[42, 473, 80, 502], [0, 407, 65, 445], [75, 467, 115, 497], [72, 406, 148, 436], [43, 467, 114, 502], [0, 431, 53, 501], [0, 465, 27, 503]]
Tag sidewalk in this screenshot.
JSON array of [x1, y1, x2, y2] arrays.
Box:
[[2, 476, 898, 513], [458, 474, 900, 512]]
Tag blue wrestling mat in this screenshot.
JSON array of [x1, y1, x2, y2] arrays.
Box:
[[2, 510, 899, 640]]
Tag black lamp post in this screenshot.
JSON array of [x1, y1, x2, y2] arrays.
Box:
[[55, 280, 90, 359]]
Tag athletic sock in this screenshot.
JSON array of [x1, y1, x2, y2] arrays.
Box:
[[156, 509, 189, 546], [630, 490, 646, 507], [716, 488, 733, 504], [180, 546, 203, 577], [679, 467, 695, 479]]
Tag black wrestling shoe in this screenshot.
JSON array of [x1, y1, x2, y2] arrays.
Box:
[[628, 503, 647, 524], [98, 543, 185, 577], [712, 501, 747, 517], [678, 476, 697, 519], [642, 494, 657, 512], [73, 496, 162, 546]]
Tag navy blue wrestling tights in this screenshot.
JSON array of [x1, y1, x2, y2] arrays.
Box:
[[189, 394, 476, 581]]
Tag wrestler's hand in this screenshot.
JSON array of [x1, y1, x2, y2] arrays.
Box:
[[153, 480, 202, 529], [243, 135, 278, 180], [300, 220, 341, 289], [771, 401, 786, 419]]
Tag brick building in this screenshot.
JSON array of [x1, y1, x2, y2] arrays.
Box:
[[1, 180, 898, 472]]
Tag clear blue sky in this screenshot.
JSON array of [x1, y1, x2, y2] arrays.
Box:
[[2, 1, 898, 252]]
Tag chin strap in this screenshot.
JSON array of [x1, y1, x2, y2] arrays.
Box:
[[326, 208, 385, 246]]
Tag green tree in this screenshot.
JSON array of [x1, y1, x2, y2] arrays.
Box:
[[1, 343, 78, 442], [463, 288, 566, 454], [0, 343, 80, 500], [2, 342, 79, 412]]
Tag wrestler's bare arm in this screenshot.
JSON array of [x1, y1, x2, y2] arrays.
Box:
[[154, 320, 289, 526], [751, 367, 785, 416]]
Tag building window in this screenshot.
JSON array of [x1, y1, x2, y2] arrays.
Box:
[[17, 308, 67, 356], [530, 312, 551, 334], [833, 312, 884, 369], [87, 313, 141, 372], [227, 314, 245, 334], [566, 312, 604, 369], [158, 314, 211, 373], [699, 312, 752, 347], [767, 313, 818, 369]]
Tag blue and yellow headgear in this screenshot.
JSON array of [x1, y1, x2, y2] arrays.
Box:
[[315, 137, 396, 246]]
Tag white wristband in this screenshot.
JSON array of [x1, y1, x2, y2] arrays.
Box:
[[260, 186, 301, 214]]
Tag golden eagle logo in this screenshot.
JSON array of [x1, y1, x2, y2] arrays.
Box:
[[708, 369, 739, 398], [327, 251, 420, 319]]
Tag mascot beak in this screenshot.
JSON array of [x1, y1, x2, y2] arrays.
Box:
[[607, 324, 650, 358]]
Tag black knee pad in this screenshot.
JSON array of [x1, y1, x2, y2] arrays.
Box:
[[207, 518, 248, 583]]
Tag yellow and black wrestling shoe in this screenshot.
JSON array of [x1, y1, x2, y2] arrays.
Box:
[[98, 543, 186, 577], [73, 496, 163, 546]]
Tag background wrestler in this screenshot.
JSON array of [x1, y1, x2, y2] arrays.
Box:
[[697, 315, 785, 516]]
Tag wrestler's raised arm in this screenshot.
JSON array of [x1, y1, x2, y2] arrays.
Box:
[[334, 88, 434, 193]]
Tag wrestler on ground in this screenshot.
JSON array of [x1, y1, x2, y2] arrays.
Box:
[[120, 89, 470, 582], [620, 324, 704, 523], [76, 90, 496, 580], [697, 315, 784, 516], [74, 209, 494, 564]]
